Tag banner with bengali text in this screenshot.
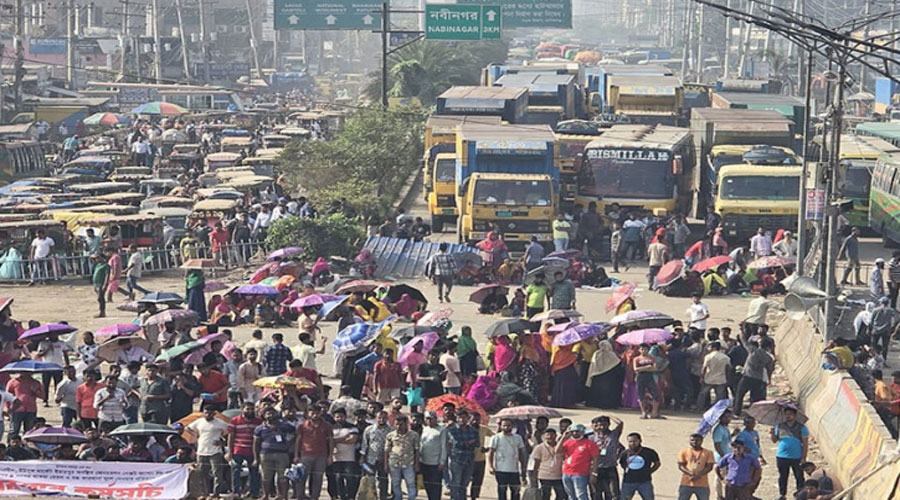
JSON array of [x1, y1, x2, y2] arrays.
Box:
[[0, 460, 188, 499]]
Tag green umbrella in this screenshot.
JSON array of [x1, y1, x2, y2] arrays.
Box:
[[155, 341, 203, 362], [222, 409, 241, 418], [109, 423, 179, 437]]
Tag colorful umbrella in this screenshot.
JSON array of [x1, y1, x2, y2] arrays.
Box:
[[94, 323, 142, 339], [483, 318, 533, 338], [252, 376, 317, 389], [23, 426, 88, 444], [696, 398, 734, 436], [204, 281, 229, 292], [552, 322, 612, 346], [398, 332, 440, 367], [83, 112, 131, 127], [332, 320, 391, 353], [615, 328, 673, 346], [131, 101, 188, 116], [116, 301, 142, 312], [267, 247, 304, 261], [291, 295, 325, 309], [177, 411, 229, 444], [181, 258, 220, 270], [142, 309, 200, 327], [97, 335, 152, 363], [605, 283, 637, 313], [337, 280, 386, 294], [655, 259, 685, 287], [610, 310, 675, 329], [109, 423, 179, 437], [318, 296, 350, 319], [425, 394, 487, 421], [745, 400, 808, 426], [545, 249, 582, 260], [691, 255, 733, 273], [0, 360, 64, 373], [155, 340, 203, 362], [468, 284, 509, 305], [748, 256, 796, 269], [529, 309, 583, 323], [417, 308, 453, 327], [493, 405, 563, 420], [137, 292, 184, 304], [20, 323, 77, 341], [234, 284, 279, 296], [386, 284, 428, 304], [548, 321, 576, 333]]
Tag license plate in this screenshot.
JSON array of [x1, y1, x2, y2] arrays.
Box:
[[496, 211, 512, 217], [441, 208, 455, 214]]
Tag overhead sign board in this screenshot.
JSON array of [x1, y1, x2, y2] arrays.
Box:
[[425, 4, 500, 40], [274, 0, 383, 30], [28, 38, 67, 54], [458, 0, 571, 28]]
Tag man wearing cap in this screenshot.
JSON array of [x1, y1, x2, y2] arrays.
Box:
[[773, 230, 797, 257], [872, 258, 887, 300], [714, 439, 761, 500], [419, 411, 445, 500], [870, 296, 900, 358], [556, 423, 599, 500]]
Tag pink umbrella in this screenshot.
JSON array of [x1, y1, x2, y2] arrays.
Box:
[[494, 405, 563, 420], [691, 255, 733, 273], [548, 321, 577, 333], [417, 308, 453, 326], [615, 328, 673, 346], [291, 295, 325, 308], [397, 332, 439, 367], [249, 262, 279, 284], [605, 283, 637, 313], [94, 324, 142, 339]]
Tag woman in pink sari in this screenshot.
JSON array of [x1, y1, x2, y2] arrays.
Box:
[[402, 340, 427, 386], [466, 374, 499, 411], [620, 344, 641, 409], [392, 294, 419, 318], [493, 335, 518, 373]]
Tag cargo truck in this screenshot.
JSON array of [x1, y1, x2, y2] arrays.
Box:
[[436, 86, 529, 123], [689, 108, 797, 217], [455, 123, 559, 246], [711, 92, 806, 131], [585, 64, 673, 116], [494, 73, 578, 125], [606, 75, 684, 126]]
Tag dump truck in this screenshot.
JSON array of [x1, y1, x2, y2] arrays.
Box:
[[436, 86, 529, 123], [585, 64, 673, 116], [494, 73, 578, 125], [455, 123, 559, 246], [711, 92, 806, 131], [606, 75, 685, 126]]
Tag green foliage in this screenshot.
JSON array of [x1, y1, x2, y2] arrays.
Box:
[[306, 178, 388, 223], [265, 214, 365, 260]]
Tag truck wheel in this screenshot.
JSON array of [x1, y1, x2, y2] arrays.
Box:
[[431, 216, 443, 234]]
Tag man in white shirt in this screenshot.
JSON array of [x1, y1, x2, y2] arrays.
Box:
[[697, 342, 731, 410], [687, 294, 710, 334], [37, 334, 70, 406], [749, 228, 773, 258], [124, 245, 149, 300], [56, 365, 80, 428], [186, 405, 229, 496], [441, 344, 463, 395], [743, 290, 780, 339], [114, 339, 153, 365], [93, 376, 128, 432], [29, 229, 55, 285], [253, 205, 273, 240], [489, 418, 528, 500], [293, 333, 325, 373], [772, 231, 798, 257]]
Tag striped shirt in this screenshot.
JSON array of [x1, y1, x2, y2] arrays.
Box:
[[93, 387, 127, 422], [426, 252, 457, 277], [228, 415, 262, 456]]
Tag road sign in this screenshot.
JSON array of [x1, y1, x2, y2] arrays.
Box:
[[274, 0, 383, 30], [805, 188, 826, 220], [425, 4, 501, 40], [458, 0, 571, 28]]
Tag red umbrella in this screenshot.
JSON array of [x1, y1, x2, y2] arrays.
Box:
[[691, 256, 733, 272], [605, 283, 637, 313], [494, 405, 563, 420], [469, 284, 509, 304], [655, 260, 684, 287], [425, 394, 487, 421]]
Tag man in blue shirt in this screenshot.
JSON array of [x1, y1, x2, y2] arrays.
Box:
[[714, 440, 761, 499], [770, 407, 809, 499], [712, 409, 733, 499], [446, 410, 480, 500]]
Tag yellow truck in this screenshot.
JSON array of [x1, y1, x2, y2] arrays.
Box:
[[715, 162, 802, 241]]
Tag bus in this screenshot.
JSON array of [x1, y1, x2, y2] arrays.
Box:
[[856, 121, 900, 148], [577, 124, 694, 215], [869, 152, 900, 245], [0, 141, 50, 185], [812, 134, 898, 228]]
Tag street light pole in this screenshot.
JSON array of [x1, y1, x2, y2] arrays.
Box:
[[823, 49, 846, 341], [797, 48, 814, 276], [381, 1, 389, 108]]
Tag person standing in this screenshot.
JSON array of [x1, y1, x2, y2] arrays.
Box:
[[187, 405, 229, 497], [588, 416, 623, 500], [869, 296, 900, 358], [223, 348, 243, 409], [838, 228, 864, 286], [253, 406, 296, 500], [670, 216, 691, 259], [889, 250, 900, 307], [441, 343, 463, 395], [293, 332, 325, 373], [621, 214, 646, 261], [445, 410, 477, 500], [56, 365, 80, 428], [530, 427, 565, 500], [610, 223, 624, 273], [6, 372, 44, 437], [238, 348, 263, 403], [29, 229, 55, 285], [524, 237, 546, 272], [75, 370, 100, 429], [525, 273, 550, 319], [618, 432, 660, 499], [93, 375, 128, 432], [773, 231, 798, 257], [697, 342, 731, 409], [92, 253, 109, 318], [425, 243, 458, 303], [328, 408, 361, 500], [417, 350, 446, 403], [489, 418, 528, 500], [552, 214, 572, 251], [871, 258, 887, 300], [295, 404, 333, 500], [557, 423, 599, 500], [647, 238, 668, 289], [714, 439, 761, 500], [770, 407, 809, 499], [36, 333, 69, 404], [743, 290, 778, 340], [124, 245, 149, 300], [550, 271, 576, 311], [139, 363, 171, 424], [418, 411, 445, 500], [734, 338, 775, 416], [106, 250, 122, 303], [677, 433, 715, 500], [687, 294, 710, 335], [385, 415, 420, 500], [263, 333, 293, 376], [749, 228, 773, 259], [374, 349, 404, 404], [361, 410, 392, 500], [226, 402, 262, 498]]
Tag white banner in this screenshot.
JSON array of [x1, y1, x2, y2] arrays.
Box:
[[0, 460, 188, 499]]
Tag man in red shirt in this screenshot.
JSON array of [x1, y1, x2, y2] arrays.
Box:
[[373, 349, 403, 404], [75, 370, 100, 429], [557, 424, 600, 500], [198, 362, 229, 412], [285, 359, 322, 398], [226, 401, 262, 497], [6, 372, 44, 437], [209, 222, 230, 268], [294, 405, 333, 500]]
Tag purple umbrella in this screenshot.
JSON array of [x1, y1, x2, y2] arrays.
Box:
[[552, 322, 613, 346], [20, 323, 77, 340], [615, 328, 673, 346], [267, 247, 304, 261], [291, 295, 325, 308], [398, 332, 439, 367], [548, 321, 576, 333], [233, 284, 279, 296], [610, 310, 675, 329], [23, 426, 88, 444], [94, 323, 142, 339]]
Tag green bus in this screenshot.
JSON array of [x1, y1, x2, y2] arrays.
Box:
[[869, 151, 900, 245], [856, 121, 900, 148]]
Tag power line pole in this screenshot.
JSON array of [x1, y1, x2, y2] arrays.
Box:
[[119, 0, 129, 78], [696, 3, 705, 82], [152, 0, 162, 82], [175, 0, 191, 79], [797, 48, 814, 275], [859, 0, 870, 91], [198, 0, 208, 81], [65, 0, 74, 90], [381, 1, 388, 107], [13, 0, 25, 109], [245, 0, 263, 79], [723, 0, 732, 78]]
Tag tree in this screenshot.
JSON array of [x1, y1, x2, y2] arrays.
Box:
[[265, 214, 365, 261]]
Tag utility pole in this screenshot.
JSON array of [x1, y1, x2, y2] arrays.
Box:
[[152, 0, 162, 82], [723, 0, 732, 78], [274, 31, 280, 72], [681, 0, 692, 79], [245, 0, 262, 79], [14, 0, 25, 109], [65, 0, 74, 90], [198, 0, 208, 81], [119, 0, 129, 78], [859, 0, 870, 92], [797, 48, 814, 275], [823, 52, 846, 341], [175, 0, 191, 79], [696, 3, 705, 82], [381, 1, 388, 107]]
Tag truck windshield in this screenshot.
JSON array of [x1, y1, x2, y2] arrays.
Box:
[[579, 154, 673, 199], [435, 159, 455, 183], [843, 161, 873, 199], [712, 154, 743, 171], [720, 175, 800, 200], [473, 179, 552, 206]]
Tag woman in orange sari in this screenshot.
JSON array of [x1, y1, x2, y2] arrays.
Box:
[[544, 321, 579, 408]]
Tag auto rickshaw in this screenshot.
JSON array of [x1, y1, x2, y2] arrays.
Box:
[[241, 156, 277, 177], [220, 136, 253, 154], [205, 152, 243, 172], [139, 206, 191, 241], [262, 134, 290, 149], [139, 179, 180, 197], [79, 213, 165, 247], [67, 182, 133, 196], [140, 196, 194, 211], [0, 219, 66, 256]]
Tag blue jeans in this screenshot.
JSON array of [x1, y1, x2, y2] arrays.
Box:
[[231, 454, 260, 497], [676, 485, 709, 500], [554, 238, 568, 252], [448, 460, 474, 500], [620, 481, 654, 499], [61, 408, 77, 428], [390, 465, 416, 500], [126, 276, 149, 298], [562, 474, 590, 500], [9, 412, 36, 438], [124, 406, 139, 424]]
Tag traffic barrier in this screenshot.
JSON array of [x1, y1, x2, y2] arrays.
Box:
[[774, 317, 899, 498]]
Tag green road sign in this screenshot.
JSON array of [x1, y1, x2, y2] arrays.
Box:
[[274, 0, 383, 30], [425, 4, 501, 40], [458, 0, 571, 28]]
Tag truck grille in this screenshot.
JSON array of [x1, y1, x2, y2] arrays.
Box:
[[474, 219, 550, 233], [723, 213, 797, 231], [436, 195, 455, 207]]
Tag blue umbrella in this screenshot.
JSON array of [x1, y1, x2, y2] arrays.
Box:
[[696, 398, 734, 436], [354, 352, 382, 372], [234, 284, 279, 296], [138, 292, 185, 304], [318, 295, 350, 319], [0, 360, 64, 373], [333, 319, 391, 353]]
